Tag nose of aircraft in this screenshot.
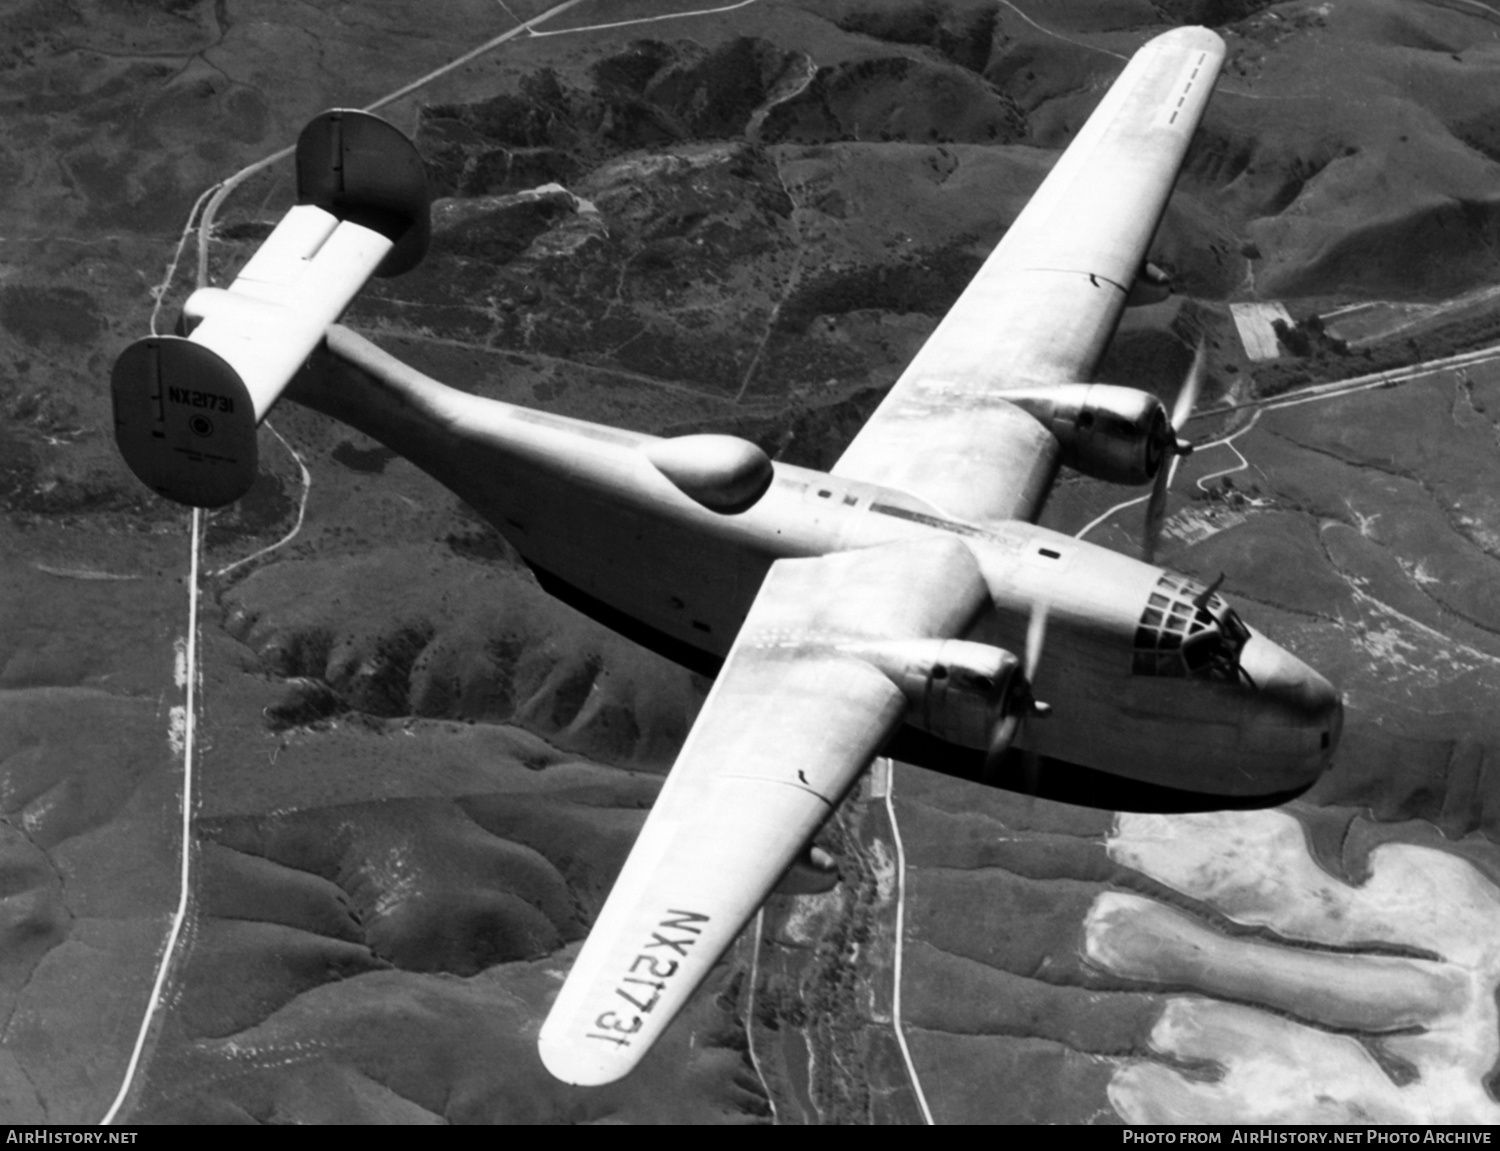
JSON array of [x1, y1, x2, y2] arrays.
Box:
[[1240, 631, 1343, 764]]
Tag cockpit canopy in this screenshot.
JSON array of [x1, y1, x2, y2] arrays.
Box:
[[1132, 573, 1251, 682]]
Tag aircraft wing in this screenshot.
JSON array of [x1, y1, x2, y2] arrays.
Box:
[[538, 537, 989, 1085], [833, 26, 1225, 525]]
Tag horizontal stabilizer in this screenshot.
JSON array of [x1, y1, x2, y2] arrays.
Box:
[[113, 110, 428, 507]]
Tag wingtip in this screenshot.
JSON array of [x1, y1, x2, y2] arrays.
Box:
[[1150, 24, 1227, 58], [537, 1029, 639, 1087]]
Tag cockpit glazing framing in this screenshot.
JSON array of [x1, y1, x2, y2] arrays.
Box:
[[1132, 573, 1251, 682]]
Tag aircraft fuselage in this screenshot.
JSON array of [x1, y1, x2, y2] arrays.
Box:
[[291, 326, 1341, 799]]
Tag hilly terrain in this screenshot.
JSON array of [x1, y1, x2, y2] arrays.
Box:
[[3, 0, 1500, 1124]]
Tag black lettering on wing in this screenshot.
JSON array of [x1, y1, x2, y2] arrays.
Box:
[[585, 1032, 631, 1047], [631, 955, 678, 979], [594, 1010, 642, 1036], [616, 986, 659, 1013], [659, 909, 709, 935], [646, 932, 693, 956]]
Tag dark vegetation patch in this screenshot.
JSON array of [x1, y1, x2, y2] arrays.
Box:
[[0, 426, 38, 510], [0, 286, 102, 346], [221, 553, 699, 766], [1259, 152, 1334, 216], [418, 35, 1021, 206], [331, 439, 398, 474], [419, 39, 810, 197], [3, 376, 84, 439], [263, 677, 346, 732], [1452, 111, 1500, 165], [636, 36, 797, 140], [217, 220, 275, 243], [203, 471, 294, 550], [1156, 0, 1281, 27], [1271, 312, 1347, 360], [781, 240, 986, 328], [0, 0, 84, 60], [1182, 125, 1255, 188], [68, 151, 192, 232], [747, 809, 900, 1123], [444, 521, 520, 565], [337, 623, 437, 717], [430, 189, 578, 263], [109, 0, 202, 12], [836, 1, 1000, 73], [246, 623, 335, 680], [364, 134, 805, 395], [759, 55, 1024, 145], [0, 465, 154, 518], [1253, 303, 1500, 399]]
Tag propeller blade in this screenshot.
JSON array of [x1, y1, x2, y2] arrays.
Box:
[[982, 715, 1021, 780], [1024, 598, 1049, 684], [1143, 455, 1173, 563], [984, 598, 1051, 787], [1143, 339, 1207, 562], [1172, 339, 1208, 438]]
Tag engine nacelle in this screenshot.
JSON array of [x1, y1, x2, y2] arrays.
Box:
[[854, 638, 1026, 751], [1004, 383, 1171, 486]]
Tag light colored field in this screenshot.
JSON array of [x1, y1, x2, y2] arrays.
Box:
[[1096, 809, 1500, 1124], [1229, 301, 1293, 361]]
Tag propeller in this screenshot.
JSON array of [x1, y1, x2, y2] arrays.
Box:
[[1143, 339, 1208, 563], [983, 600, 1051, 792], [1024, 597, 1049, 686]]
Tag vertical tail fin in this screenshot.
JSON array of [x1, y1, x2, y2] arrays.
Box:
[[113, 109, 429, 507]]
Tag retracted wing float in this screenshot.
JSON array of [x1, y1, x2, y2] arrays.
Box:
[[112, 110, 430, 508]]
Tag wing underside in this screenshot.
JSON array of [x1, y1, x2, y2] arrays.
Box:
[[538, 538, 988, 1085], [833, 26, 1226, 526]]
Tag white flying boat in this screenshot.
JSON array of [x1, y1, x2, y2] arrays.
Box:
[[111, 25, 1342, 1086]]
